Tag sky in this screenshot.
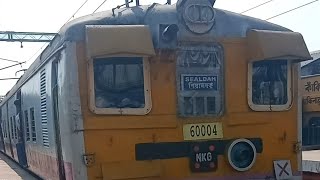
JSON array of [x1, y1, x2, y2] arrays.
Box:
[[0, 0, 319, 95]]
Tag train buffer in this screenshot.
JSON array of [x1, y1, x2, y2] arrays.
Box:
[[0, 152, 39, 180]]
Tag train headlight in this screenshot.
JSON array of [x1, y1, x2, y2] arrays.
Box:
[[226, 138, 257, 172]]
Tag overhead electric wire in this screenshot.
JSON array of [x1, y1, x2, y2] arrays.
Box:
[[0, 78, 20, 81], [0, 19, 26, 85], [0, 62, 25, 84], [1, 0, 108, 86], [239, 0, 319, 21], [25, 0, 319, 64], [93, 0, 108, 13], [62, 0, 89, 27], [26, 0, 108, 64], [0, 62, 24, 71], [265, 0, 319, 20], [25, 0, 90, 63], [0, 57, 24, 63], [25, 43, 48, 62], [240, 0, 275, 14]]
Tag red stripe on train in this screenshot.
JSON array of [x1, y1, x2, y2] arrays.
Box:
[[26, 149, 73, 180]]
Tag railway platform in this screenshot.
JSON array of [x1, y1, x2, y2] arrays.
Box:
[[0, 152, 39, 180], [302, 150, 320, 179]]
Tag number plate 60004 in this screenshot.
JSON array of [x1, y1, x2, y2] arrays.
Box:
[[183, 123, 223, 140]]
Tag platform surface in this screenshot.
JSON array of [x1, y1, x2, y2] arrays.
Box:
[[0, 152, 38, 180], [302, 150, 320, 173]]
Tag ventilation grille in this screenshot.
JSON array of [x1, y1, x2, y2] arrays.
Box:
[[40, 69, 49, 147]]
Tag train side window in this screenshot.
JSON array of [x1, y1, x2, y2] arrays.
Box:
[[309, 117, 320, 127], [89, 57, 151, 115], [30, 108, 36, 142], [1, 121, 3, 138], [248, 60, 292, 111], [86, 25, 155, 115], [5, 119, 8, 138], [10, 117, 14, 139], [11, 116, 15, 139], [1, 120, 4, 138], [13, 116, 17, 139], [24, 110, 30, 142], [4, 119, 7, 138], [0, 109, 2, 138], [5, 119, 9, 138], [6, 119, 8, 138], [3, 120, 5, 138], [5, 119, 7, 138]]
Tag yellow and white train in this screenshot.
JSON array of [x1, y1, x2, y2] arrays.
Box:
[[0, 0, 312, 179]]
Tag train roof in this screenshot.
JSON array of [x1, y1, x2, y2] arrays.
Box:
[[301, 50, 320, 67], [0, 2, 291, 105]]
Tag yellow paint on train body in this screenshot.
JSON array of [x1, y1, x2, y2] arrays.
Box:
[[0, 2, 312, 180], [71, 2, 310, 180], [76, 36, 306, 179]]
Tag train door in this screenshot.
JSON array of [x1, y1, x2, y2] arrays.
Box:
[[0, 108, 5, 152], [52, 59, 66, 180], [0, 122, 4, 152], [6, 103, 14, 158], [14, 90, 28, 167]]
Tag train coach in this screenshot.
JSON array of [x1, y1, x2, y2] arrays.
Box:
[[0, 0, 312, 179]]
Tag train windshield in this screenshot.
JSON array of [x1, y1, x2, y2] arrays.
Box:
[[251, 60, 288, 105], [93, 57, 145, 109]]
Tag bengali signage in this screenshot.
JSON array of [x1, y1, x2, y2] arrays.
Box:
[[303, 95, 320, 112], [304, 80, 320, 92], [302, 76, 320, 112], [303, 96, 320, 105], [302, 75, 320, 94], [181, 74, 217, 91]]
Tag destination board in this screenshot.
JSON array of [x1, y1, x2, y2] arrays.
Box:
[[181, 74, 218, 91]]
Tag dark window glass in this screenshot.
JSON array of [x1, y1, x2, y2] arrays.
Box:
[[30, 108, 36, 142], [10, 117, 14, 138], [24, 110, 30, 141], [195, 97, 205, 115], [303, 116, 320, 146], [93, 57, 145, 109], [207, 97, 216, 114], [183, 97, 193, 115], [5, 119, 8, 138], [13, 116, 17, 139], [252, 60, 288, 105]]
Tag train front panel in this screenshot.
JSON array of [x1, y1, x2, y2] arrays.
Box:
[[70, 1, 311, 179]]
